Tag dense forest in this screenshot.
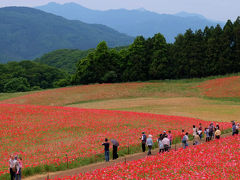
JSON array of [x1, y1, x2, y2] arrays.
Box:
[[72, 18, 240, 84], [0, 61, 68, 93]]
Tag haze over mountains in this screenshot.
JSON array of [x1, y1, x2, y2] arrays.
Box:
[[37, 2, 224, 42], [0, 7, 133, 63]]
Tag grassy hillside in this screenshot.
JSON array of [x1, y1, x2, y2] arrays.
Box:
[[0, 7, 133, 63], [1, 74, 240, 122]]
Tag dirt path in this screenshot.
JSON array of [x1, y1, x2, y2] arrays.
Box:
[[24, 132, 232, 180]]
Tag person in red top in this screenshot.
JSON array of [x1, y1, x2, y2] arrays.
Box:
[[181, 129, 185, 140], [168, 130, 173, 148]]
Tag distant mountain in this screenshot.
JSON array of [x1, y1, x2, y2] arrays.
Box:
[[36, 2, 224, 42], [174, 11, 206, 19], [0, 7, 133, 63]]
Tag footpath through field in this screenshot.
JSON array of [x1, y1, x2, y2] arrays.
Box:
[[23, 132, 233, 180]]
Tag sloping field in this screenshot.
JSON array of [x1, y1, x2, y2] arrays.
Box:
[[197, 76, 240, 98], [0, 104, 231, 176], [54, 135, 240, 180], [69, 97, 240, 122], [0, 81, 200, 106]]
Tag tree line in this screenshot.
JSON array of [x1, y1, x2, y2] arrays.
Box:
[[1, 18, 240, 93], [72, 18, 240, 84]]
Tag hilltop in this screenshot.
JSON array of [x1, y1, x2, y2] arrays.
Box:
[[37, 2, 224, 42], [0, 7, 133, 62]]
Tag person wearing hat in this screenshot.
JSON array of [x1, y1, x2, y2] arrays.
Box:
[[140, 132, 147, 152], [146, 135, 153, 155], [215, 129, 221, 139]]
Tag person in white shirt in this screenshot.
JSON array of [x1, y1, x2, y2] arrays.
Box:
[[162, 135, 170, 152], [9, 155, 15, 180]]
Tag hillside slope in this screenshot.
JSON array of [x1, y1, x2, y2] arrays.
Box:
[[37, 2, 224, 42], [0, 7, 133, 63]]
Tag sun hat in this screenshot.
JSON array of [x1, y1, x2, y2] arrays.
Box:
[[149, 135, 152, 137]]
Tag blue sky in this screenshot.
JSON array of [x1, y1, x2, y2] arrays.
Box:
[[0, 0, 239, 21]]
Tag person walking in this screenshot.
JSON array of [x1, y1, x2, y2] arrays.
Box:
[[182, 132, 189, 149], [204, 128, 210, 142], [215, 129, 221, 139], [9, 155, 15, 180], [102, 138, 110, 162], [232, 121, 237, 136], [146, 135, 153, 155], [140, 132, 147, 152], [158, 134, 164, 153], [162, 135, 170, 152], [167, 131, 173, 148]]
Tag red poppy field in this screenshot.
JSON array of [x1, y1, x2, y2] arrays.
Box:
[[0, 104, 232, 176], [53, 135, 240, 180], [198, 76, 240, 98]]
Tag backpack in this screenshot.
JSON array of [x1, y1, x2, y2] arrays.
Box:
[[182, 135, 187, 143], [142, 134, 146, 142]]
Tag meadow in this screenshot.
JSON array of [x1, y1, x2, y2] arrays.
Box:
[[0, 75, 240, 178], [0, 103, 232, 177]]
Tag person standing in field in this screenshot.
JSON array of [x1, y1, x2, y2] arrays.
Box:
[[198, 123, 203, 140], [204, 128, 210, 142], [158, 134, 164, 153], [9, 155, 15, 180], [182, 132, 189, 149], [193, 125, 197, 136], [111, 139, 119, 160], [102, 138, 110, 162], [140, 132, 147, 152], [146, 135, 153, 155], [15, 156, 22, 180], [167, 131, 173, 148], [236, 123, 239, 135], [215, 129, 221, 139], [232, 121, 237, 136], [209, 123, 215, 140], [181, 129, 185, 140], [193, 133, 200, 145], [162, 135, 170, 152]]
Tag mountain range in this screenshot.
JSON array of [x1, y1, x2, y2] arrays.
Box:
[[0, 7, 133, 63], [37, 2, 224, 42]]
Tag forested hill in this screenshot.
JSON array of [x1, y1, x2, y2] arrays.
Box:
[[35, 49, 93, 74], [0, 7, 133, 63], [37, 2, 223, 42]]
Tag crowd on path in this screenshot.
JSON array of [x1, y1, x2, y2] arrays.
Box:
[[8, 121, 239, 178], [102, 121, 239, 162]]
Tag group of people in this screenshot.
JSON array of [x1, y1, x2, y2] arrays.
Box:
[[141, 131, 173, 155], [102, 138, 119, 162], [141, 121, 239, 155], [9, 155, 22, 180]]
